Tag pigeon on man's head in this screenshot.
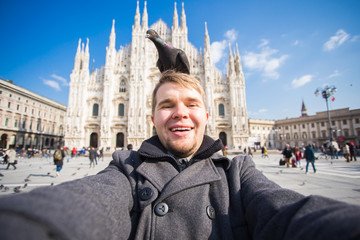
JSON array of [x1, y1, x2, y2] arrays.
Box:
[[146, 29, 190, 74]]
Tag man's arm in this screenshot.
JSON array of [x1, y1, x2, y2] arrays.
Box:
[[231, 155, 360, 240], [0, 163, 133, 240]]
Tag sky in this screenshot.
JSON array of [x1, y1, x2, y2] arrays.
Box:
[[1, 0, 359, 120]]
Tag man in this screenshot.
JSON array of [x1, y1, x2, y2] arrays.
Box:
[[53, 146, 65, 176], [5, 148, 17, 170], [282, 144, 293, 167], [89, 146, 97, 168], [0, 71, 359, 239]]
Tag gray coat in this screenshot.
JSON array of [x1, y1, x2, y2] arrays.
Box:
[[0, 135, 359, 240]]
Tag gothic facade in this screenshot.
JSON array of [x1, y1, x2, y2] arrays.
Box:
[[65, 1, 249, 150]]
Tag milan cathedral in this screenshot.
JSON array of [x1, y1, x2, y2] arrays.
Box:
[[65, 1, 249, 150]]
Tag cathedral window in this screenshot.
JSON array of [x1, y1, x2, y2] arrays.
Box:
[[118, 104, 125, 117], [218, 104, 225, 116], [119, 79, 126, 92], [92, 104, 99, 116]]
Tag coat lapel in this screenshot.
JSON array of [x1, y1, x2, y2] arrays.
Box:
[[136, 158, 222, 202]]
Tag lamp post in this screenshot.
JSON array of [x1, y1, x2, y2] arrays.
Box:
[[314, 85, 336, 142]]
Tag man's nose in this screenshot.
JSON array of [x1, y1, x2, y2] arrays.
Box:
[[172, 104, 189, 119]]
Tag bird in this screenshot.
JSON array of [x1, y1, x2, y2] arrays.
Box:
[[23, 183, 28, 188], [146, 29, 190, 74], [14, 186, 21, 193], [0, 173, 4, 177], [24, 178, 31, 182], [0, 184, 4, 190]]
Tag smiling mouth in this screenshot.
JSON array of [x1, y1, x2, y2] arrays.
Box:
[[170, 127, 192, 132]]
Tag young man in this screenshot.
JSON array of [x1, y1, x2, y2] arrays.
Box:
[[0, 71, 359, 239]]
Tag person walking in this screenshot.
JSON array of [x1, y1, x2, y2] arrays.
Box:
[[349, 142, 357, 161], [5, 148, 17, 170], [343, 143, 350, 162], [53, 146, 65, 177], [261, 145, 269, 158], [89, 147, 97, 168], [304, 144, 316, 174], [282, 144, 293, 168], [99, 148, 104, 161], [65, 147, 72, 163], [294, 146, 302, 168]]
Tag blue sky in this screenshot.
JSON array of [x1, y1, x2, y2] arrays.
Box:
[[1, 0, 359, 120]]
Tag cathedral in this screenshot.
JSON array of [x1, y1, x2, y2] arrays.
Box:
[[65, 1, 249, 150]]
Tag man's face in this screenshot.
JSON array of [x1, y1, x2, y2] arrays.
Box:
[[152, 82, 209, 158]]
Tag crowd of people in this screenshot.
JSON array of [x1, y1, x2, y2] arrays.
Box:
[[280, 139, 358, 174]]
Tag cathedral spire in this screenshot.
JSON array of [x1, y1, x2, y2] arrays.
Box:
[[134, 0, 141, 29], [142, 1, 148, 29], [173, 2, 179, 30], [180, 2, 187, 29], [109, 19, 116, 49], [204, 22, 210, 51], [228, 43, 235, 75], [301, 100, 308, 117], [235, 43, 243, 75]]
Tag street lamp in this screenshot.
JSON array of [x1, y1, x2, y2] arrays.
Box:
[[314, 85, 337, 142]]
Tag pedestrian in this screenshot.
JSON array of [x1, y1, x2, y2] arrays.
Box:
[[343, 143, 350, 162], [222, 146, 228, 157], [261, 145, 268, 158], [248, 146, 253, 157], [127, 144, 133, 150], [243, 147, 247, 155], [294, 146, 302, 168], [72, 147, 77, 158], [304, 144, 316, 174], [0, 70, 359, 239], [53, 146, 65, 176], [330, 139, 340, 159], [5, 148, 17, 170], [99, 148, 104, 161], [282, 144, 293, 168], [349, 142, 357, 161], [89, 147, 97, 168], [65, 147, 71, 163]]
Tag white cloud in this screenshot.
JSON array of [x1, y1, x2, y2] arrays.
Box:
[[258, 39, 269, 48], [210, 40, 227, 65], [42, 79, 61, 91], [328, 70, 340, 79], [291, 74, 313, 88], [243, 42, 288, 79], [292, 40, 299, 46], [323, 29, 350, 51], [259, 109, 268, 113], [210, 29, 238, 65], [51, 74, 69, 86]]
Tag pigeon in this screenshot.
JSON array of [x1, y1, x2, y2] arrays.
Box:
[[0, 173, 4, 177], [0, 184, 4, 190], [146, 29, 190, 74], [23, 183, 28, 188], [4, 186, 9, 191], [14, 186, 21, 193], [24, 178, 31, 182]]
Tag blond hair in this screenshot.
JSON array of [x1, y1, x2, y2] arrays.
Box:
[[152, 71, 206, 114]]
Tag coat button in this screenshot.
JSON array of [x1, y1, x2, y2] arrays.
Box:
[[206, 205, 216, 220], [154, 202, 169, 216], [139, 187, 153, 201]]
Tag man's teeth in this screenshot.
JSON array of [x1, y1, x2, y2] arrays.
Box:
[[171, 127, 191, 132]]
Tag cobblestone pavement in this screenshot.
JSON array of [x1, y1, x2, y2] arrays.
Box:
[[0, 152, 359, 205]]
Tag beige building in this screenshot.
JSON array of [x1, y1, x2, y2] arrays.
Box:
[[248, 119, 276, 150], [274, 108, 360, 150], [0, 78, 66, 150]]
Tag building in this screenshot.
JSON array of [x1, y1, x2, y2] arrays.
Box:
[[248, 119, 276, 150], [65, 1, 249, 150], [274, 107, 360, 149], [0, 78, 66, 150]]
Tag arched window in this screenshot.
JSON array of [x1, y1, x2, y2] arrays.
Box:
[[118, 104, 125, 116], [119, 79, 126, 92], [93, 104, 99, 116], [219, 104, 225, 116]]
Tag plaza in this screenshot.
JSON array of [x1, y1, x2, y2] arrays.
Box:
[[0, 151, 359, 206]]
